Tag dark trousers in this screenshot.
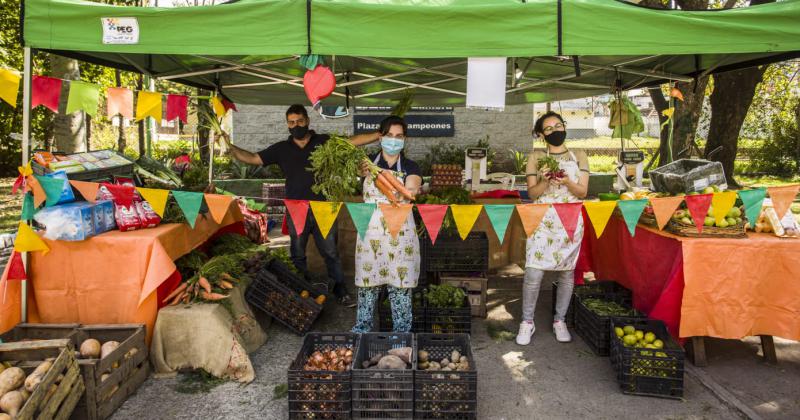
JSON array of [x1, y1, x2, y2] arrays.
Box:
[[287, 209, 346, 298]]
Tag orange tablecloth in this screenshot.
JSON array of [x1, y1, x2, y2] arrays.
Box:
[[0, 206, 243, 338]]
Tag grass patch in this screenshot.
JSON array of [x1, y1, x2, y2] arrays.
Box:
[[486, 322, 516, 342], [0, 178, 22, 233], [173, 370, 226, 394], [272, 383, 288, 400]]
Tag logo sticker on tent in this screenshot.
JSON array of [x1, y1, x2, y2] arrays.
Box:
[[101, 18, 139, 45]]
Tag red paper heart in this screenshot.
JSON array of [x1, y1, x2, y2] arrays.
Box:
[[303, 66, 336, 106]]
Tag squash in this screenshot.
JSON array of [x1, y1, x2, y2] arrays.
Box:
[[101, 341, 120, 359], [80, 339, 102, 359], [0, 390, 24, 418], [0, 367, 25, 396], [0, 413, 11, 420], [24, 360, 52, 392]]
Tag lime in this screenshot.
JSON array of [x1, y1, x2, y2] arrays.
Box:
[[623, 325, 636, 335], [726, 217, 737, 226], [680, 217, 693, 225], [614, 327, 625, 338], [623, 335, 637, 347], [653, 339, 664, 349], [716, 219, 729, 228], [702, 187, 715, 194], [634, 330, 644, 340], [655, 351, 668, 358], [644, 332, 656, 344], [704, 217, 715, 227], [645, 344, 656, 349]]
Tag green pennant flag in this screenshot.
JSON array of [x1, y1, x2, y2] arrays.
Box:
[[738, 188, 767, 229], [65, 81, 101, 117], [345, 202, 376, 240], [20, 192, 36, 220], [34, 174, 66, 207], [484, 204, 515, 244], [171, 190, 204, 228], [617, 199, 648, 237]]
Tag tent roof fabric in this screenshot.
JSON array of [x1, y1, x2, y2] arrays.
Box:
[[21, 0, 800, 105]]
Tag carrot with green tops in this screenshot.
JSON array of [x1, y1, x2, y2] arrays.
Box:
[[198, 277, 212, 294], [201, 291, 229, 301], [162, 282, 188, 304], [169, 291, 186, 306], [380, 170, 415, 201], [374, 176, 398, 204]]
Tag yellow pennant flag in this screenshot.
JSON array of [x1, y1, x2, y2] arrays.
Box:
[[0, 68, 21, 107], [211, 96, 226, 118], [650, 196, 684, 230], [711, 191, 738, 224], [204, 194, 234, 224], [18, 162, 32, 177], [450, 204, 483, 240], [583, 201, 617, 238], [515, 204, 549, 237], [309, 201, 342, 239], [378, 203, 414, 239], [136, 91, 162, 123], [13, 222, 49, 255], [137, 187, 171, 218]]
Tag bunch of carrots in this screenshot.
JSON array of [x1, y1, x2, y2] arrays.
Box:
[[364, 161, 415, 205], [163, 253, 254, 305]]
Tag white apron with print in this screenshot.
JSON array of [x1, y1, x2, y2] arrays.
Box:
[[354, 157, 420, 288], [526, 150, 584, 271]]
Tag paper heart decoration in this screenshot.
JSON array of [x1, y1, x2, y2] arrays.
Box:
[[303, 66, 336, 107]]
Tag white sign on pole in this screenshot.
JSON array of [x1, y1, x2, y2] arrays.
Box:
[[101, 18, 140, 44]]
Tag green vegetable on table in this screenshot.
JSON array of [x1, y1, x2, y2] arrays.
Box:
[[308, 135, 368, 202], [582, 298, 637, 317], [425, 284, 466, 309]]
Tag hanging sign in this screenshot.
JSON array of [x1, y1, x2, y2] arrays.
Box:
[[101, 18, 140, 44], [354, 114, 454, 137]]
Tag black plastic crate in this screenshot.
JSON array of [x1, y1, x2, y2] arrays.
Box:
[[425, 293, 472, 335], [609, 319, 684, 399], [245, 269, 323, 335], [423, 232, 488, 273], [552, 280, 633, 327], [268, 258, 328, 296], [415, 334, 477, 420], [288, 333, 359, 419], [377, 289, 425, 333], [352, 333, 415, 419], [574, 295, 645, 357]]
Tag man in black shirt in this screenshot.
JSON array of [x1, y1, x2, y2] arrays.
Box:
[[223, 104, 379, 304]]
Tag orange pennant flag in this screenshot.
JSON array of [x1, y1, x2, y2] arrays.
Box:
[[204, 194, 234, 224], [69, 180, 100, 203], [27, 175, 46, 207], [515, 203, 549, 237], [106, 87, 133, 119], [378, 203, 413, 239], [650, 196, 684, 230], [767, 184, 799, 220]]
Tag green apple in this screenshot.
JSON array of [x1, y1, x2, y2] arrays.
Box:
[[704, 217, 715, 227], [702, 186, 715, 194], [681, 217, 693, 225], [716, 219, 729, 228], [726, 217, 737, 226]]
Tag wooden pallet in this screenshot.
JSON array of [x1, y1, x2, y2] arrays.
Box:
[[0, 324, 80, 344]]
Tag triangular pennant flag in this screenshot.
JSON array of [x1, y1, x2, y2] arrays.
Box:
[[484, 204, 515, 244], [13, 222, 49, 255], [19, 162, 32, 177], [136, 91, 163, 123], [171, 191, 204, 228], [203, 193, 234, 224], [515, 204, 549, 237], [12, 175, 25, 195], [0, 68, 21, 107], [416, 204, 449, 245], [166, 94, 189, 123], [583, 201, 617, 238], [650, 196, 684, 230], [310, 201, 343, 239], [450, 204, 483, 240], [222, 98, 237, 112], [34, 174, 66, 207], [345, 202, 376, 240], [65, 81, 100, 116], [20, 192, 36, 221], [69, 180, 100, 203], [378, 203, 413, 239], [211, 96, 226, 118], [767, 184, 800, 220], [12, 163, 31, 194], [711, 191, 738, 224], [137, 187, 171, 218], [106, 87, 133, 119], [616, 199, 648, 237], [738, 188, 767, 229], [31, 75, 62, 112], [102, 183, 136, 207], [552, 202, 584, 241], [6, 252, 27, 280], [685, 194, 713, 234], [284, 199, 310, 235], [27, 176, 46, 207]]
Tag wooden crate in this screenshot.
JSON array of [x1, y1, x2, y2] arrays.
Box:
[[69, 325, 149, 420], [439, 274, 488, 318], [0, 323, 80, 344], [0, 339, 85, 420]]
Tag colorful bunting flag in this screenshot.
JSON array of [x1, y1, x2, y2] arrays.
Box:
[[416, 204, 449, 245], [711, 191, 738, 224], [684, 193, 713, 234], [166, 94, 189, 123], [20, 193, 36, 221], [583, 201, 617, 238], [650, 196, 684, 230], [65, 81, 100, 116], [69, 180, 100, 203], [171, 191, 204, 228], [102, 183, 136, 207], [552, 203, 584, 242], [12, 163, 32, 195], [27, 176, 46, 207], [738, 188, 767, 229], [106, 87, 133, 119], [284, 199, 310, 235], [484, 204, 515, 244], [450, 205, 483, 240], [0, 68, 21, 107], [13, 222, 49, 255], [31, 75, 62, 112], [6, 252, 27, 280], [203, 193, 234, 224], [378, 203, 413, 239], [767, 184, 800, 220], [136, 91, 163, 123], [221, 98, 237, 113], [137, 187, 171, 218], [34, 174, 66, 207], [310, 201, 342, 239], [515, 203, 549, 238], [211, 96, 226, 118], [616, 199, 648, 237], [345, 202, 376, 240]]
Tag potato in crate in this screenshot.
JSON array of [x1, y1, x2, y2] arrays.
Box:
[[352, 333, 415, 419], [415, 333, 477, 420]]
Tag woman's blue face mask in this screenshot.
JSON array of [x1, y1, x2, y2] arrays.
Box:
[[381, 136, 405, 155]]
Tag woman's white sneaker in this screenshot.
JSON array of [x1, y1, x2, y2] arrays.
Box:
[[553, 320, 572, 343], [516, 321, 535, 345]]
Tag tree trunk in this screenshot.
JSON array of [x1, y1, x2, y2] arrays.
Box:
[[648, 87, 670, 167], [671, 77, 709, 160], [115, 69, 127, 154], [51, 55, 85, 153]]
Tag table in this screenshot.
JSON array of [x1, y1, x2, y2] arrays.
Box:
[[577, 215, 800, 365]]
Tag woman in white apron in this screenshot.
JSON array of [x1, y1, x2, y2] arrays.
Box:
[[351, 116, 423, 333], [517, 112, 590, 346]]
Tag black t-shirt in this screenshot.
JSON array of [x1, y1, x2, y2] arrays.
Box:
[[370, 153, 422, 179], [258, 131, 329, 200]]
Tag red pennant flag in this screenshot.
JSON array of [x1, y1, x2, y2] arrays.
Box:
[[416, 204, 449, 245], [284, 199, 310, 235], [166, 94, 189, 123], [685, 193, 713, 233], [102, 182, 136, 207], [552, 202, 583, 242], [12, 174, 25, 195], [31, 75, 62, 112], [221, 98, 237, 112], [6, 251, 27, 280]]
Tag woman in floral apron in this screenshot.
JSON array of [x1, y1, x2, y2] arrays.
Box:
[[351, 116, 423, 333], [517, 111, 590, 346]]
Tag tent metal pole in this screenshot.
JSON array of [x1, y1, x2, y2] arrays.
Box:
[[338, 62, 463, 88], [354, 77, 462, 99], [159, 57, 299, 80], [21, 47, 33, 323], [231, 69, 347, 97], [351, 72, 464, 96], [358, 56, 467, 80]]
